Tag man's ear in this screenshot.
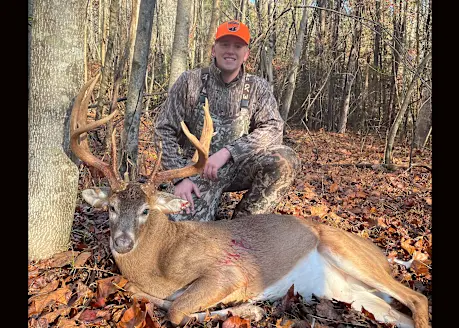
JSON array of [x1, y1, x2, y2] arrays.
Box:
[[81, 187, 111, 208], [211, 44, 216, 57]]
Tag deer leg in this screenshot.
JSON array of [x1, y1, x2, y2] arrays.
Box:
[[337, 275, 415, 328], [187, 303, 265, 323], [126, 282, 172, 310], [166, 275, 245, 326], [317, 230, 429, 328], [130, 291, 173, 310]]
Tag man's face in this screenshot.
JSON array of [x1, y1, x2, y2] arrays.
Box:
[[212, 35, 250, 75]]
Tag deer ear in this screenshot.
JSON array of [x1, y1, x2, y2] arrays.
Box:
[[154, 191, 190, 214], [81, 187, 112, 208]]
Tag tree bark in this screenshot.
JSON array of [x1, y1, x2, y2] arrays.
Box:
[[279, 1, 308, 122], [28, 0, 33, 91], [337, 0, 362, 133], [168, 0, 192, 89], [28, 0, 85, 261], [239, 0, 247, 23], [96, 0, 120, 124], [384, 52, 431, 165], [414, 87, 431, 149], [127, 0, 140, 80], [120, 0, 156, 179], [326, 0, 342, 131], [203, 0, 220, 66]]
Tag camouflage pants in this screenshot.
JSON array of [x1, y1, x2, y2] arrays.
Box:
[[169, 144, 300, 222]]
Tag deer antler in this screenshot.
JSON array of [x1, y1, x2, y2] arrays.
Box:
[[143, 98, 214, 191], [70, 74, 126, 192]]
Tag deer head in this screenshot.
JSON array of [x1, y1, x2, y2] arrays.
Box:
[[70, 74, 214, 254]]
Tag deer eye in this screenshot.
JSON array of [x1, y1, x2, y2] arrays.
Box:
[[109, 205, 116, 212], [142, 209, 149, 216]]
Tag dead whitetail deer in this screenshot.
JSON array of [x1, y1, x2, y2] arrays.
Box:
[[71, 75, 429, 328]]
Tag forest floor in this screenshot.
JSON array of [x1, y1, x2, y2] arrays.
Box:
[[28, 128, 432, 328]]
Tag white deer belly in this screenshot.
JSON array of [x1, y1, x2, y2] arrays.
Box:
[[251, 249, 356, 302]]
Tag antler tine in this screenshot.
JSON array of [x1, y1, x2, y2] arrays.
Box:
[[149, 97, 213, 184], [70, 74, 126, 192]]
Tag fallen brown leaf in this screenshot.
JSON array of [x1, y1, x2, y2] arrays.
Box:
[[401, 239, 416, 255], [411, 260, 430, 276], [361, 306, 376, 321], [49, 251, 79, 268], [68, 280, 94, 307], [276, 318, 295, 327], [309, 204, 329, 218], [78, 309, 112, 322], [56, 317, 85, 328], [117, 301, 146, 328], [28, 286, 72, 317], [28, 317, 48, 328], [280, 284, 301, 312], [74, 251, 92, 267], [222, 315, 250, 328], [96, 275, 129, 300], [329, 183, 339, 193], [315, 299, 339, 321], [40, 306, 71, 325], [37, 280, 59, 295]]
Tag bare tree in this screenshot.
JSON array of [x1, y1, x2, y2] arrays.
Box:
[[279, 1, 309, 122], [127, 0, 140, 80], [326, 0, 342, 130], [28, 0, 86, 260], [168, 0, 192, 89], [413, 87, 431, 149], [384, 52, 431, 165], [203, 0, 220, 66], [337, 0, 362, 133], [120, 0, 156, 180], [239, 0, 247, 23], [95, 0, 120, 125]]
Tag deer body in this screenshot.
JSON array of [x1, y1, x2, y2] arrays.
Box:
[[71, 76, 429, 328], [84, 184, 426, 328]]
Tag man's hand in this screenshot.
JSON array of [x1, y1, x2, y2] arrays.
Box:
[[202, 148, 232, 181], [174, 178, 201, 214]]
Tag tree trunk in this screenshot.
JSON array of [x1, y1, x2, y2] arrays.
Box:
[[256, 0, 269, 81], [127, 0, 140, 80], [337, 0, 362, 133], [385, 0, 404, 128], [279, 1, 308, 122], [28, 0, 85, 261], [384, 52, 431, 165], [168, 0, 192, 89], [326, 0, 342, 131], [372, 0, 382, 121], [414, 87, 431, 149], [265, 0, 275, 86], [120, 0, 156, 180], [28, 0, 33, 92], [96, 0, 120, 124], [203, 0, 220, 66], [239, 0, 247, 24]]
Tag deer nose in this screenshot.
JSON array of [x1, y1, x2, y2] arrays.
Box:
[[114, 235, 134, 253]]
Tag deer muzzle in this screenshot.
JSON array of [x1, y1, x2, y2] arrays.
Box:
[[113, 234, 134, 254]]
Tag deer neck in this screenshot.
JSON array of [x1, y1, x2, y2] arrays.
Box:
[[112, 209, 185, 280]]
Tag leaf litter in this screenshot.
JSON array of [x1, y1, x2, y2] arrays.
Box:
[[28, 130, 432, 327]]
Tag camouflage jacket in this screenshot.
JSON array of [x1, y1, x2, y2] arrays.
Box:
[[154, 60, 284, 181]]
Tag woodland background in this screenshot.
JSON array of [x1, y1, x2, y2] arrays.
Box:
[[28, 0, 432, 327]]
